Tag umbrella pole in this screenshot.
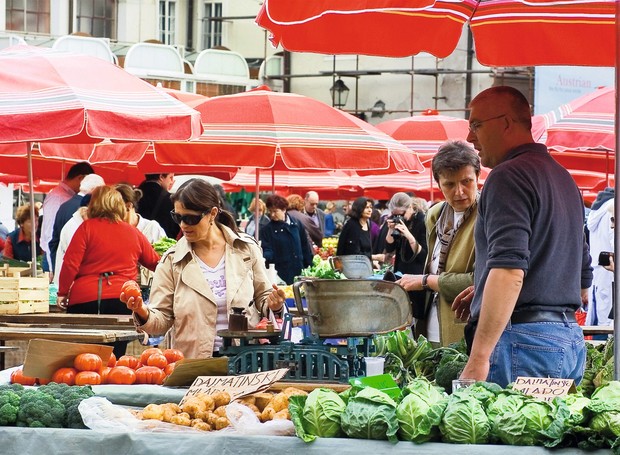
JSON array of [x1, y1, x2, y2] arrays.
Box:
[[613, 0, 620, 381], [27, 143, 37, 278], [254, 168, 261, 241]]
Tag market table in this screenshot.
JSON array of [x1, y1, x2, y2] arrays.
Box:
[[0, 427, 610, 454], [0, 312, 134, 329], [581, 325, 613, 336]]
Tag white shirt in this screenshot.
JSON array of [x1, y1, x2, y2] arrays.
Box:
[[196, 254, 227, 351], [136, 215, 166, 243], [41, 182, 75, 268], [53, 208, 86, 287]]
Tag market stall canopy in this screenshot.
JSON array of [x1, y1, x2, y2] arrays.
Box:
[[154, 86, 424, 173], [0, 46, 203, 144], [256, 0, 616, 66]]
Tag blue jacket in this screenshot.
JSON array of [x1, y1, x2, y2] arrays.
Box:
[[260, 214, 313, 284]]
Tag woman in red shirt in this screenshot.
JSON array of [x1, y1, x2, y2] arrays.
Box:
[[58, 185, 160, 356]]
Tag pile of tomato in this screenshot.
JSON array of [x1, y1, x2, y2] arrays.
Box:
[[10, 348, 185, 387]]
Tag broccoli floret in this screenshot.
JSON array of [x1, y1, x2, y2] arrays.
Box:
[[16, 389, 65, 428], [38, 382, 95, 428], [0, 390, 21, 425], [0, 383, 25, 397], [434, 350, 468, 393]]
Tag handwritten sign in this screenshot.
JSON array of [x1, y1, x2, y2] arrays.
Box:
[[179, 368, 289, 406], [512, 377, 576, 402]]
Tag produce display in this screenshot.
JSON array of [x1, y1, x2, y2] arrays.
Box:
[[151, 237, 177, 256], [0, 382, 94, 428], [289, 376, 620, 451], [13, 348, 185, 387], [300, 255, 344, 279], [316, 237, 338, 260], [136, 387, 307, 432]]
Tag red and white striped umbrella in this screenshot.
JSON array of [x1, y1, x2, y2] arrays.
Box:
[[154, 86, 424, 173], [257, 0, 616, 66]]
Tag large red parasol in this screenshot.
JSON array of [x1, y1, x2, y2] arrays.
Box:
[[0, 45, 203, 274], [154, 86, 423, 173], [257, 0, 616, 66]]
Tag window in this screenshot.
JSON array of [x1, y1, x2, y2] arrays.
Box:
[[6, 0, 50, 33], [76, 0, 117, 39], [202, 2, 222, 49], [159, 0, 176, 45]]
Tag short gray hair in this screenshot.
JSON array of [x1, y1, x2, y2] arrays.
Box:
[[432, 140, 480, 183], [388, 192, 412, 213]]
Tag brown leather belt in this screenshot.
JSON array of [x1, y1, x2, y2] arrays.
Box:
[[511, 310, 576, 324]]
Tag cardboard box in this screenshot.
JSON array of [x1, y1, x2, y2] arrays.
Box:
[[0, 266, 49, 314], [22, 339, 113, 379]]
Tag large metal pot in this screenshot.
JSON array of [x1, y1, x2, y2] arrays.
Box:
[[293, 279, 412, 337], [328, 255, 373, 279]]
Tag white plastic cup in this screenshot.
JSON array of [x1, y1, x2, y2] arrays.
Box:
[[365, 357, 385, 376], [452, 379, 476, 391]]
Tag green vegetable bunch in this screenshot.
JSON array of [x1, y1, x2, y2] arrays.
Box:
[[152, 237, 177, 256], [39, 382, 95, 428], [300, 255, 344, 279], [289, 388, 346, 442]]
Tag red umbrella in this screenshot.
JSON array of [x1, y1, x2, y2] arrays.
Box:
[[545, 87, 615, 152], [0, 45, 203, 273], [257, 0, 616, 66], [154, 87, 424, 173]]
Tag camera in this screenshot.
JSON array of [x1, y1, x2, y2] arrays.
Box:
[[388, 215, 404, 238], [598, 251, 614, 267]]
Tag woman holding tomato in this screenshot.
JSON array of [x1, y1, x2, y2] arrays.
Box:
[[58, 186, 160, 357], [122, 179, 286, 359]]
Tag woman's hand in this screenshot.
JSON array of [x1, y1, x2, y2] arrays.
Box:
[[452, 285, 474, 321], [396, 274, 423, 291], [267, 283, 286, 311], [57, 296, 68, 311], [121, 292, 148, 320]]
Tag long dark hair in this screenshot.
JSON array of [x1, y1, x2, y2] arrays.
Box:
[[171, 179, 238, 231]]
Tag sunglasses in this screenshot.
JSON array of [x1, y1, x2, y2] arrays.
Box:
[[170, 210, 209, 226]]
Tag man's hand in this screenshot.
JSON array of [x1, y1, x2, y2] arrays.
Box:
[[452, 286, 474, 321], [459, 356, 490, 382]]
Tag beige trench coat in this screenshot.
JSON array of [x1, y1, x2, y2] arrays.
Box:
[[136, 224, 273, 359]]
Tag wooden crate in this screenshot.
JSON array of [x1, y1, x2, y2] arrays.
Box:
[[0, 267, 49, 314]]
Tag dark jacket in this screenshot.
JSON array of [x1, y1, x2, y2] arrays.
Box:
[[49, 193, 83, 268], [6, 229, 42, 262], [260, 214, 313, 284], [288, 209, 323, 247], [337, 218, 372, 259], [137, 180, 179, 239]]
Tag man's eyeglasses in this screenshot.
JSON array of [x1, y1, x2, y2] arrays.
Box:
[[469, 114, 507, 133], [170, 211, 209, 226]]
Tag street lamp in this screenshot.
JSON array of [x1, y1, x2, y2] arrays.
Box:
[[330, 78, 349, 109]]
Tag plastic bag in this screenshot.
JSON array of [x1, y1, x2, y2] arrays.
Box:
[[79, 396, 200, 433], [226, 402, 295, 436]]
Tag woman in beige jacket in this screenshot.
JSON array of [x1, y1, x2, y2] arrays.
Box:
[[123, 179, 285, 359]]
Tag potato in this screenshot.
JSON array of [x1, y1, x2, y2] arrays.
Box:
[[142, 403, 164, 421], [252, 392, 274, 412], [205, 411, 219, 426], [269, 393, 289, 413], [260, 406, 276, 422], [181, 397, 207, 417], [273, 408, 290, 420], [282, 387, 308, 397], [161, 402, 181, 413], [213, 405, 228, 417], [170, 412, 191, 426], [162, 407, 178, 423], [213, 391, 231, 408], [190, 419, 212, 431], [215, 416, 230, 430], [196, 393, 216, 412]]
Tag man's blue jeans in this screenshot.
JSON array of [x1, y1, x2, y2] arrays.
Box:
[[487, 320, 586, 388]]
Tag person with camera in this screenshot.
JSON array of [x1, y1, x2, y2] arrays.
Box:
[[384, 193, 427, 319], [397, 140, 479, 347]]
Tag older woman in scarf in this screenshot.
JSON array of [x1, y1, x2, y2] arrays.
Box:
[[397, 140, 480, 346]]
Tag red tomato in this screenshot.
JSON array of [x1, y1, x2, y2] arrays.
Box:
[[10, 368, 37, 386], [37, 377, 51, 385], [75, 371, 102, 386], [74, 353, 103, 372], [120, 280, 142, 303], [163, 362, 176, 376], [135, 366, 166, 385], [116, 355, 140, 370], [107, 366, 136, 385], [107, 352, 117, 367], [139, 348, 163, 366], [100, 367, 111, 384], [163, 348, 184, 364], [146, 353, 168, 369], [51, 367, 78, 385]]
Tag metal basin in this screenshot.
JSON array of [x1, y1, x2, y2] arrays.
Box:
[[328, 255, 373, 279], [293, 279, 412, 337]]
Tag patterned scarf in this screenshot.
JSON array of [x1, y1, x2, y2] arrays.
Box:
[[435, 198, 477, 273]]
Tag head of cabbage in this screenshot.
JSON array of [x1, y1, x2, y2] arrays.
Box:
[[288, 388, 346, 443], [396, 377, 447, 443], [341, 387, 399, 442]]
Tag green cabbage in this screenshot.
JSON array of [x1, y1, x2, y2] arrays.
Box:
[[589, 411, 620, 438], [561, 393, 591, 426], [589, 381, 620, 413], [439, 393, 490, 444], [396, 377, 447, 443], [341, 387, 399, 442], [288, 388, 346, 443], [492, 397, 569, 447]]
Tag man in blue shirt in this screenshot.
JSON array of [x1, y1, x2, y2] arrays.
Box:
[[454, 86, 592, 387]]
